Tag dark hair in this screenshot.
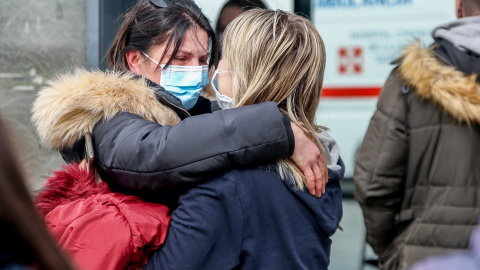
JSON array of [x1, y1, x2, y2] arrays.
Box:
[[0, 118, 73, 270], [215, 0, 267, 34], [108, 0, 218, 71], [463, 0, 480, 16]]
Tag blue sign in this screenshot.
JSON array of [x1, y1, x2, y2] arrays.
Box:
[[316, 0, 413, 8]]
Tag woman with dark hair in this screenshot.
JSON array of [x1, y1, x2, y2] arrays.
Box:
[[0, 118, 73, 270], [33, 0, 326, 202], [31, 0, 327, 268]]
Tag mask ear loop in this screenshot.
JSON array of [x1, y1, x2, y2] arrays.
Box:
[[211, 70, 230, 95], [141, 51, 161, 66]]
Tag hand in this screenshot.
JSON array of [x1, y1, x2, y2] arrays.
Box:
[[290, 123, 327, 197], [78, 159, 103, 185], [79, 159, 88, 171]]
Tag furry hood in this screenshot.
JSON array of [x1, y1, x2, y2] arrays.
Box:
[[398, 42, 480, 124], [32, 69, 181, 150]]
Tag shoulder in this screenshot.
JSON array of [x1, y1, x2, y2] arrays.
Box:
[[397, 40, 480, 123], [376, 67, 405, 114], [181, 168, 279, 203], [220, 167, 280, 189], [183, 172, 241, 198], [94, 112, 155, 133], [32, 69, 180, 152]]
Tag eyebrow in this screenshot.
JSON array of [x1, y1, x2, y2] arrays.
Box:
[[176, 50, 210, 58]]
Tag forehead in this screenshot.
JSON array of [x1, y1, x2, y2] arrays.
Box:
[[149, 27, 210, 58], [177, 27, 209, 54]]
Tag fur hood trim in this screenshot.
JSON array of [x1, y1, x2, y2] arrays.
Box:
[[34, 162, 111, 218], [399, 41, 480, 124], [32, 69, 181, 150]]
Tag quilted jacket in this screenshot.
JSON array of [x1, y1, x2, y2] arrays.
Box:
[[354, 39, 480, 270]]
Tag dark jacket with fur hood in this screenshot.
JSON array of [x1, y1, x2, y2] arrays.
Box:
[[354, 40, 480, 270], [32, 69, 294, 205]]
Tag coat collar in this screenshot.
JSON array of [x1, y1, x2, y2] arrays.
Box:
[[398, 41, 480, 124], [32, 69, 182, 151], [141, 76, 214, 120]]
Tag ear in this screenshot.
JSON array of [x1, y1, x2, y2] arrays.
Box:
[[126, 50, 144, 76], [456, 0, 464, 18]]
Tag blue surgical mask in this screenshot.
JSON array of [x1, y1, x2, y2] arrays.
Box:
[[142, 52, 209, 110]]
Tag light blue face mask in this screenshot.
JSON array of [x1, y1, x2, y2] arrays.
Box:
[[142, 52, 209, 110]]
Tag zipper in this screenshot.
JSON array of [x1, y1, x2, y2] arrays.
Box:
[[160, 96, 191, 118], [401, 85, 410, 142]]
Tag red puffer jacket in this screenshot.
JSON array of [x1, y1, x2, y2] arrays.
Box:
[[35, 163, 171, 270]]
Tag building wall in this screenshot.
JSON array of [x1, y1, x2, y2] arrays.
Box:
[[0, 0, 86, 191]]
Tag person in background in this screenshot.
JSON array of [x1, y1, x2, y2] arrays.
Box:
[[354, 0, 480, 269], [215, 0, 267, 46], [0, 117, 73, 270], [207, 0, 268, 104], [145, 9, 343, 270]]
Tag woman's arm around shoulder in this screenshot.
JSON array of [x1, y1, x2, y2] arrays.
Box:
[[93, 102, 293, 191]]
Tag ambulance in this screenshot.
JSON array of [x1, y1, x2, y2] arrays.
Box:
[[197, 0, 456, 186]]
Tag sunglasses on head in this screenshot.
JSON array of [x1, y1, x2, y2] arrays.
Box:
[[132, 0, 173, 22]]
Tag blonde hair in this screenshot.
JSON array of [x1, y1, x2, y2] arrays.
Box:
[[222, 9, 327, 190]]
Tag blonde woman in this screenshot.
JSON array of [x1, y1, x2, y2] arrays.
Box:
[[145, 9, 344, 270]]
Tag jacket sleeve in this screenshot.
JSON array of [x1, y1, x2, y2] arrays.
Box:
[[93, 101, 294, 191], [143, 176, 243, 270], [353, 69, 409, 257]]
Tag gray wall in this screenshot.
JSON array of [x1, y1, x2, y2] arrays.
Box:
[[0, 0, 86, 75], [0, 0, 86, 191]]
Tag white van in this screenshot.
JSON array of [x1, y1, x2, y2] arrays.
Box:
[[313, 0, 456, 184], [197, 0, 456, 190]]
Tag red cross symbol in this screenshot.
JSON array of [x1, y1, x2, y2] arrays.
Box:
[[338, 46, 364, 75]]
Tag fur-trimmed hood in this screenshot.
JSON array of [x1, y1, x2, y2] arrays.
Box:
[[398, 41, 480, 124], [32, 69, 182, 151]]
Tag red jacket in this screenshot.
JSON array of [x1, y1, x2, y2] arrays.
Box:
[[35, 163, 171, 270]]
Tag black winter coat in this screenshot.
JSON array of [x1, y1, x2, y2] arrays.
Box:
[[32, 70, 294, 205]]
